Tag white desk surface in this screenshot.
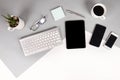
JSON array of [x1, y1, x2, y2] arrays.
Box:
[[0, 31, 120, 80], [0, 0, 120, 77]]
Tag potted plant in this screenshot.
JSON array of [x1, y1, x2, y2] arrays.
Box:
[[2, 14, 25, 31]]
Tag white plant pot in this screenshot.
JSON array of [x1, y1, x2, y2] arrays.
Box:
[[8, 17, 25, 31]]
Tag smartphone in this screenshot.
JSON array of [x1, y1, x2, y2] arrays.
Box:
[[104, 32, 118, 49], [89, 24, 106, 47], [65, 20, 86, 49]]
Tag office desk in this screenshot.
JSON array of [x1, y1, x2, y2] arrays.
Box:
[[0, 0, 120, 77]]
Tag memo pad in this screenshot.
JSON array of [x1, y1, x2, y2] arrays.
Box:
[[51, 6, 65, 21]]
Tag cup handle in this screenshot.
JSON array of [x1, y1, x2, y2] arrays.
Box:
[[100, 16, 106, 20], [8, 27, 15, 31]]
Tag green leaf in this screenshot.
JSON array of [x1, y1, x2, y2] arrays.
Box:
[[2, 15, 9, 20], [2, 14, 18, 27]]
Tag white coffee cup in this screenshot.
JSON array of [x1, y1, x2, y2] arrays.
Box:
[[91, 3, 107, 20], [8, 17, 25, 31]]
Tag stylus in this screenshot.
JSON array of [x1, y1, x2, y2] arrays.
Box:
[[66, 9, 85, 18]]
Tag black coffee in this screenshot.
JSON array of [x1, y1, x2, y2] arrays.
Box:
[[93, 6, 104, 16]]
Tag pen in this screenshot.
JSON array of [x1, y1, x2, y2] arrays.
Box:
[[66, 9, 85, 18]]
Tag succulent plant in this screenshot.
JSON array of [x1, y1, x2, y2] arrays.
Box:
[[2, 14, 19, 27]]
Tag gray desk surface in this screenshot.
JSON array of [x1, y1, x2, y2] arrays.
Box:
[[0, 0, 120, 77]]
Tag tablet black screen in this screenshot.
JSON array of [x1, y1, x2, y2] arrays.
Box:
[[65, 20, 86, 49]]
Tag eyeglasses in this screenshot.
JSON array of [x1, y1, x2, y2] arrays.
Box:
[[30, 16, 47, 31]]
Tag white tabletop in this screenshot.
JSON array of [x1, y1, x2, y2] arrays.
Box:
[[0, 31, 120, 80]]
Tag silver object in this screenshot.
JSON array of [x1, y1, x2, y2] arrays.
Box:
[[66, 9, 85, 18], [20, 27, 62, 56], [30, 16, 47, 31]]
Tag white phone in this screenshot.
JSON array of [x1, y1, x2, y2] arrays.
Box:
[[104, 32, 118, 49]]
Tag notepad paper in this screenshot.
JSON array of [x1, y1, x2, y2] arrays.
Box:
[[51, 6, 65, 21]]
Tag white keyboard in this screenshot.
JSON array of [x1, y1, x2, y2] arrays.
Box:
[[19, 27, 62, 56]]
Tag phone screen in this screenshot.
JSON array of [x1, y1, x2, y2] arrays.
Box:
[[105, 34, 117, 48], [65, 20, 86, 49], [90, 24, 106, 47]]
